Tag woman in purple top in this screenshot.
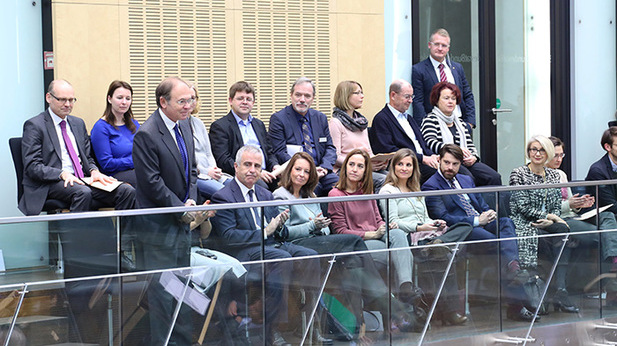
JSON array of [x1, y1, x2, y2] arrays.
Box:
[[91, 80, 140, 187]]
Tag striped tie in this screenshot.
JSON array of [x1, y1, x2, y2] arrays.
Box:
[[301, 116, 313, 154], [439, 63, 447, 82], [449, 179, 479, 217]]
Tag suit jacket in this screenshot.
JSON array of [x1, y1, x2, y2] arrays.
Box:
[[369, 104, 433, 162], [412, 57, 476, 126], [585, 154, 617, 214], [422, 172, 490, 226], [268, 105, 336, 170], [132, 109, 197, 245], [19, 110, 98, 215], [210, 179, 286, 256], [209, 111, 278, 175]]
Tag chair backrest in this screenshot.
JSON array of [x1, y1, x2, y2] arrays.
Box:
[[9, 137, 24, 202]]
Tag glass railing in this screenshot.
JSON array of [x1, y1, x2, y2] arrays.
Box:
[[1, 179, 617, 345]]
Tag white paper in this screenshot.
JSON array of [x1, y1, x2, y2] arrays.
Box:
[[159, 271, 211, 315], [0, 250, 5, 272], [286, 144, 303, 157], [574, 204, 613, 221]]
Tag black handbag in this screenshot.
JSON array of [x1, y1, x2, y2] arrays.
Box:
[[523, 274, 549, 315]]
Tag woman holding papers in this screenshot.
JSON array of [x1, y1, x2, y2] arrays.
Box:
[[547, 136, 617, 303], [329, 80, 387, 191], [420, 81, 501, 186], [273, 151, 425, 333], [509, 135, 579, 313], [91, 80, 140, 187]]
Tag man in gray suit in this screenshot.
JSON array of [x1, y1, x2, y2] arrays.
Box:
[[19, 79, 135, 215], [132, 77, 198, 346]]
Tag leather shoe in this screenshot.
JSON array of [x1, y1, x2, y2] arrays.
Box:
[[507, 306, 539, 322], [441, 312, 468, 326], [313, 329, 333, 345], [553, 288, 580, 313], [420, 239, 451, 260]]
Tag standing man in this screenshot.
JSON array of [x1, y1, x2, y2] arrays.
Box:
[[412, 28, 476, 130], [132, 77, 198, 346], [210, 145, 326, 345], [422, 144, 531, 321], [268, 77, 338, 196], [209, 81, 280, 189], [369, 79, 439, 183], [19, 79, 135, 215]]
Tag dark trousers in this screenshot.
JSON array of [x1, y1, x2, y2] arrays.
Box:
[[47, 180, 135, 211], [314, 171, 339, 197], [458, 161, 502, 186], [236, 242, 318, 341], [140, 234, 192, 346]]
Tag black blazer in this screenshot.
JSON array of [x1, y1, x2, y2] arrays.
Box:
[[209, 111, 278, 175], [411, 57, 476, 126], [19, 110, 98, 215], [369, 104, 433, 162], [585, 153, 617, 214], [132, 109, 197, 245]]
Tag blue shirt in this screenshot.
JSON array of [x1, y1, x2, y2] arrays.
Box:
[[90, 118, 140, 174], [232, 111, 265, 169]]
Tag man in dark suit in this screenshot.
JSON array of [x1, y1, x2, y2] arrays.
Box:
[[412, 28, 476, 130], [586, 127, 617, 216], [19, 79, 135, 215], [370, 79, 439, 183], [268, 77, 338, 196], [422, 144, 531, 321], [133, 77, 199, 346], [209, 81, 280, 189], [210, 145, 325, 345]]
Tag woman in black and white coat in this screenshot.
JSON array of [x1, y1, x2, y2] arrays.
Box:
[[420, 81, 501, 186]]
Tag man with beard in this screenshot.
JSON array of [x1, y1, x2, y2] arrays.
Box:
[[268, 77, 338, 196], [422, 144, 530, 321]]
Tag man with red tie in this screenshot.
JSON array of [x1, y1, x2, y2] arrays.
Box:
[[19, 79, 135, 215], [412, 28, 476, 131]]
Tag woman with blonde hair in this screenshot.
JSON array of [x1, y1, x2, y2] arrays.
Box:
[[329, 80, 387, 191], [509, 135, 578, 313]]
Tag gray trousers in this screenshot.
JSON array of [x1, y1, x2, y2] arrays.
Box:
[[365, 228, 413, 287]]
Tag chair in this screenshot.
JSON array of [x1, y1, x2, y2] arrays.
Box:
[[9, 137, 70, 213]]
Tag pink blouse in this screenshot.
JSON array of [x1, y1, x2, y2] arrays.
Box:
[[328, 118, 374, 171], [327, 188, 385, 238]]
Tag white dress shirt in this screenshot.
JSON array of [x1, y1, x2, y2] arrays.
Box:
[[387, 103, 423, 155], [49, 108, 81, 175]]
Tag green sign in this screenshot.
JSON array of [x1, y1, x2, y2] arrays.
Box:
[[496, 98, 501, 109]]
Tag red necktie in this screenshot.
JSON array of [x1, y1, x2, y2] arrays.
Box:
[[439, 63, 447, 82], [59, 120, 84, 178]]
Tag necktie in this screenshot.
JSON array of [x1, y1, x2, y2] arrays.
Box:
[[59, 120, 84, 178], [301, 116, 313, 154], [449, 179, 479, 217], [173, 124, 190, 202], [439, 63, 447, 82], [247, 189, 261, 230]]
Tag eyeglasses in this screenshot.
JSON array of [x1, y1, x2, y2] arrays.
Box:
[[398, 93, 415, 100], [49, 93, 77, 104], [430, 42, 450, 49], [554, 153, 566, 159], [351, 91, 364, 96], [234, 96, 254, 103], [528, 147, 546, 155], [175, 98, 196, 106]]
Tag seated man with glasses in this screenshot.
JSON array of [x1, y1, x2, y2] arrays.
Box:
[[412, 28, 476, 132], [369, 79, 439, 183], [209, 81, 280, 190], [19, 79, 135, 215]]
